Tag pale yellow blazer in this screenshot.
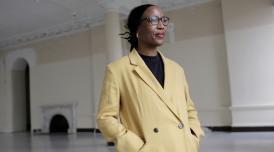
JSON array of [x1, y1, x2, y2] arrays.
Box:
[[96, 49, 204, 152]]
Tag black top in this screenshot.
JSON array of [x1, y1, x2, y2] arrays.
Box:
[[139, 52, 165, 88]]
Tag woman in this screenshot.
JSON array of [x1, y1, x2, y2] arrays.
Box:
[[96, 4, 204, 152]]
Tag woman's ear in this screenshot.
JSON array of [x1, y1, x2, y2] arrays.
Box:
[[136, 27, 141, 38]]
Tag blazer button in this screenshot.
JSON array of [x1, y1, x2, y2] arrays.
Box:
[[153, 128, 159, 133], [178, 123, 184, 129]]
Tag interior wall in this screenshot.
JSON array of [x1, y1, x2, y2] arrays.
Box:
[[161, 0, 231, 126], [0, 0, 233, 132], [4, 0, 274, 131], [0, 49, 36, 132], [0, 29, 107, 132], [29, 30, 104, 130], [11, 66, 27, 131], [90, 25, 107, 128], [0, 57, 7, 131], [222, 0, 274, 126], [31, 57, 94, 129]]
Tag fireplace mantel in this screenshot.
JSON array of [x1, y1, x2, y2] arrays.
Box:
[[40, 103, 77, 133]]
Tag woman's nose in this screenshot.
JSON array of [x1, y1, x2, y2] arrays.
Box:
[[157, 21, 165, 29]]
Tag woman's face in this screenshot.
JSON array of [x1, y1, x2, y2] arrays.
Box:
[[137, 6, 168, 48]]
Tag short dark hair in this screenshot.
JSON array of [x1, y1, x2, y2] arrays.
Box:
[[120, 4, 155, 51]]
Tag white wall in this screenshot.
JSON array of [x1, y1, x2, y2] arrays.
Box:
[[11, 70, 26, 131], [162, 0, 231, 126], [31, 57, 94, 129], [89, 27, 108, 129], [222, 0, 274, 126], [0, 58, 8, 132], [90, 52, 107, 129], [0, 48, 36, 132], [0, 29, 109, 132], [2, 0, 274, 132], [161, 34, 231, 126]]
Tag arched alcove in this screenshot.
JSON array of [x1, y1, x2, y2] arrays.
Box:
[[11, 58, 31, 132], [49, 114, 69, 133], [3, 48, 36, 133]]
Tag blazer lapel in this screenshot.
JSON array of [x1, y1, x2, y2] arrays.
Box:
[[129, 49, 181, 120], [159, 51, 173, 93]]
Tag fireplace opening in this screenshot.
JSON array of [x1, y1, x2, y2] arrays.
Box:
[[49, 114, 69, 133]]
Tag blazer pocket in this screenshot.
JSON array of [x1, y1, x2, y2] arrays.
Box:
[[116, 130, 144, 152], [138, 143, 150, 152], [189, 134, 199, 152]]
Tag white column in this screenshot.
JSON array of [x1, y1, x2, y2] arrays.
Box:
[[222, 0, 274, 127], [104, 5, 123, 63], [98, 0, 140, 63]]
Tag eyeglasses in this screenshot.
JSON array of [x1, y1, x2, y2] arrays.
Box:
[[141, 16, 170, 26]]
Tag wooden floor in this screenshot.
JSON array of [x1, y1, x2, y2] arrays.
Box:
[[0, 130, 273, 152]]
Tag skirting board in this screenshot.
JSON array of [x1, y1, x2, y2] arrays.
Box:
[[198, 106, 231, 126], [77, 128, 101, 133], [207, 126, 274, 132], [78, 127, 274, 133], [230, 104, 274, 126]]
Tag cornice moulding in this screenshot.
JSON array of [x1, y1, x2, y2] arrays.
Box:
[[0, 16, 104, 50], [0, 0, 215, 50]]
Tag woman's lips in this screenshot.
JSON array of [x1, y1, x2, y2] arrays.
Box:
[[155, 33, 165, 39]]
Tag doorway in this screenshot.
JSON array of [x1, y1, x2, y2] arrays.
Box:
[[11, 58, 31, 132]]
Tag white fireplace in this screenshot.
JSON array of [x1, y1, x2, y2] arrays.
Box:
[[40, 103, 77, 133]]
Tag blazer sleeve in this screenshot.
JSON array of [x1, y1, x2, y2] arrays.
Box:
[[183, 72, 205, 140], [96, 66, 144, 152]]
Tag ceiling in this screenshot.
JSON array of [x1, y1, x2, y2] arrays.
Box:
[[0, 0, 212, 49]]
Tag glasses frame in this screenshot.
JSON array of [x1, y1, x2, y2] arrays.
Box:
[[140, 16, 170, 26]]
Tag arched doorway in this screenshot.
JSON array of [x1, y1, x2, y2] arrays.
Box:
[[25, 64, 30, 131], [49, 114, 69, 133], [11, 58, 31, 132]]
